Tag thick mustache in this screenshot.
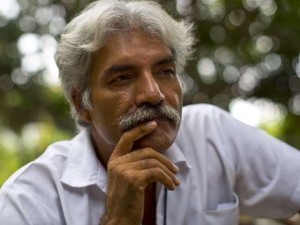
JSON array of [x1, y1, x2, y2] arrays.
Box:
[[118, 103, 180, 132]]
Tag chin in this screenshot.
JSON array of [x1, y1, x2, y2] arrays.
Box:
[[133, 130, 176, 152], [130, 118, 180, 152]]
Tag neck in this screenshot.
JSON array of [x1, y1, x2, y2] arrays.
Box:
[[89, 128, 114, 168]]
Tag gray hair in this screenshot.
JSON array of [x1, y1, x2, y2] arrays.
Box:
[[55, 0, 195, 127]]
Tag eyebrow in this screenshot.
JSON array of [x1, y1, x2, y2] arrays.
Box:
[[103, 56, 176, 75], [154, 56, 175, 67]]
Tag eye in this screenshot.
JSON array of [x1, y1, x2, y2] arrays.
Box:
[[159, 68, 176, 77], [116, 75, 132, 81], [110, 74, 134, 85]]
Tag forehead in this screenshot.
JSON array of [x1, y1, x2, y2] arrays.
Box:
[[103, 29, 166, 45], [90, 31, 174, 71]]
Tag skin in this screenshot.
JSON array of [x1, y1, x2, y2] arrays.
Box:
[[73, 31, 183, 225]]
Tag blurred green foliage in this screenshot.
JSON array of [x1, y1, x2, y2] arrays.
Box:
[[0, 0, 300, 190]]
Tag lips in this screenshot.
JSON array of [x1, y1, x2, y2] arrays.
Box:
[[127, 115, 172, 131]]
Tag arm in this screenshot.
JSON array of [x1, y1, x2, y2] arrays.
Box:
[[213, 107, 300, 218], [100, 121, 179, 225], [0, 184, 51, 225]]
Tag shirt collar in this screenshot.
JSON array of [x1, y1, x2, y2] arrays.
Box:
[[165, 141, 192, 171], [61, 129, 108, 191]]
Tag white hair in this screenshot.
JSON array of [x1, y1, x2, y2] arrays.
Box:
[[55, 0, 195, 127]]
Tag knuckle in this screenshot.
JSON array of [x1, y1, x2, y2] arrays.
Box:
[[147, 158, 158, 166], [123, 171, 134, 182], [107, 162, 124, 176], [139, 147, 151, 154], [140, 158, 158, 169], [142, 147, 157, 157], [150, 167, 162, 178], [146, 147, 156, 154], [107, 162, 115, 173], [123, 172, 143, 189], [107, 159, 118, 171], [109, 166, 137, 184]]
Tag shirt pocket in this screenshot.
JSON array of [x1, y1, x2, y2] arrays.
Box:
[[203, 193, 239, 225]]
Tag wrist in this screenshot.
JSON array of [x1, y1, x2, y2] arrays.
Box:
[[99, 214, 139, 225]]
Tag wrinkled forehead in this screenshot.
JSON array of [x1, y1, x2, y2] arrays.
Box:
[[93, 29, 174, 61], [103, 25, 169, 48], [90, 30, 175, 72]]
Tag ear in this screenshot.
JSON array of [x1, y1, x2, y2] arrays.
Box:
[[71, 88, 92, 123]]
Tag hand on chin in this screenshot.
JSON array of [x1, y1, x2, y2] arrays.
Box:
[[131, 123, 174, 152]]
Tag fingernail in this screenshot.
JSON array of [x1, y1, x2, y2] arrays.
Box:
[[147, 121, 157, 128], [173, 164, 179, 172], [171, 183, 176, 190], [174, 176, 180, 186]]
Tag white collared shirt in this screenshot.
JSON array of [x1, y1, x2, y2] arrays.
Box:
[[1, 104, 300, 225]]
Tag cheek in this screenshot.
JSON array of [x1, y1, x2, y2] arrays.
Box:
[[92, 89, 132, 116], [90, 91, 133, 143], [166, 81, 183, 108], [177, 85, 183, 105]]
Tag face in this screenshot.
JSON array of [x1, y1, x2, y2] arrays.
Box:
[[79, 31, 183, 161]]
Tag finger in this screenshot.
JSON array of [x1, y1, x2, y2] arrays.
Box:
[[138, 168, 178, 190], [125, 158, 180, 186], [119, 148, 179, 173], [110, 121, 157, 160]]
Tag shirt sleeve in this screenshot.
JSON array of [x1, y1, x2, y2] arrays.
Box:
[[212, 106, 300, 218], [0, 182, 52, 225]]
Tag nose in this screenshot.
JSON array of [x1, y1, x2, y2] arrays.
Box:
[[135, 72, 165, 106]]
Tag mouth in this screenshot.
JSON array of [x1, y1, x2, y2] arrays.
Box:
[[118, 103, 180, 132], [122, 115, 175, 132]]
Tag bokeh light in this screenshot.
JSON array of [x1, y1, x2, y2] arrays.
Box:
[[0, 0, 20, 21], [197, 58, 217, 84], [230, 97, 287, 127]]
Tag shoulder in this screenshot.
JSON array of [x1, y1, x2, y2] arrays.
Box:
[[181, 104, 231, 127], [175, 104, 230, 149], [176, 103, 260, 150], [1, 139, 70, 192], [179, 104, 265, 146], [0, 130, 95, 224], [0, 137, 75, 223], [182, 103, 229, 118], [0, 132, 82, 198]]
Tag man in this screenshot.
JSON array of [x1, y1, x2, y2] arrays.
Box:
[[0, 0, 299, 225]]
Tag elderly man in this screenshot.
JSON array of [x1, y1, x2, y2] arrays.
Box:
[[0, 0, 299, 225]]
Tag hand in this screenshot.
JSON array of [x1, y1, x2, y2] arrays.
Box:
[[100, 121, 180, 225]]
